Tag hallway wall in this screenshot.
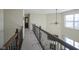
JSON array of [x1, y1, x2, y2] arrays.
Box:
[[29, 14, 47, 30], [46, 13, 62, 39], [0, 10, 4, 47], [4, 9, 23, 43], [29, 13, 62, 39]]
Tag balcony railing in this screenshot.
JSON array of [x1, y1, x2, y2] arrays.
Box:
[[32, 24, 78, 50]]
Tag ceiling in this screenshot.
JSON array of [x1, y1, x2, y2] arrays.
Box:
[[24, 9, 72, 14]]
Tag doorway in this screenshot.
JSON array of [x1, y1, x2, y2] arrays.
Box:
[[25, 17, 29, 28]]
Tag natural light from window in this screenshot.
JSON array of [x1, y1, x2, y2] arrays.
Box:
[[64, 14, 79, 30], [65, 37, 74, 46], [75, 41, 79, 49], [64, 37, 79, 49]]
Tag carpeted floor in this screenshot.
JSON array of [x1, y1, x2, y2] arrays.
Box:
[[21, 29, 42, 50]]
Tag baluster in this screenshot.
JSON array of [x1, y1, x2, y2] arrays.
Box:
[[39, 26, 41, 41], [10, 43, 12, 50], [54, 41, 56, 50], [63, 46, 65, 50], [56, 41, 58, 50], [15, 39, 18, 50], [60, 45, 64, 50], [57, 42, 60, 50], [7, 46, 9, 50], [11, 41, 13, 50], [57, 42, 59, 50], [50, 40, 55, 50], [58, 43, 61, 50], [9, 45, 11, 50], [12, 40, 16, 50], [60, 44, 62, 50], [62, 45, 64, 50], [19, 32, 21, 49]]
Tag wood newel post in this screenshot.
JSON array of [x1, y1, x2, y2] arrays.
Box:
[[15, 28, 18, 33]]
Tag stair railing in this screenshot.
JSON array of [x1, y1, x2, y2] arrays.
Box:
[[3, 26, 23, 50], [32, 24, 78, 50]]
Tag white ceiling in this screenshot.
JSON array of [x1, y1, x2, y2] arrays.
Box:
[[24, 9, 72, 14]]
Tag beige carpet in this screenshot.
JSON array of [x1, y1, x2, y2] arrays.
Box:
[[21, 29, 42, 50]]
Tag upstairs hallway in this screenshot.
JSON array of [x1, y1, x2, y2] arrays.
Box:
[[21, 29, 42, 50]]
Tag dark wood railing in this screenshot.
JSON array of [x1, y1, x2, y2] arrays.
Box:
[[32, 24, 78, 50], [3, 27, 23, 50]]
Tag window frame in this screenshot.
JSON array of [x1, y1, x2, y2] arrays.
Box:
[[64, 14, 79, 30]]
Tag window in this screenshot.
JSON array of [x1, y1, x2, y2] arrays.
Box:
[[65, 22, 73, 28], [65, 37, 74, 46], [75, 41, 79, 49], [64, 37, 79, 49], [65, 15, 74, 28], [65, 15, 73, 21], [74, 14, 79, 30], [64, 14, 79, 30]]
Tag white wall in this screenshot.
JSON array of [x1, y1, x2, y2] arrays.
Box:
[[4, 9, 23, 43], [0, 9, 4, 47], [23, 10, 25, 40], [29, 13, 62, 38], [29, 14, 47, 30], [62, 9, 79, 42], [46, 13, 62, 39]]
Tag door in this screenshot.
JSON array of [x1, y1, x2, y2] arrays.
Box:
[[25, 17, 29, 28]]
